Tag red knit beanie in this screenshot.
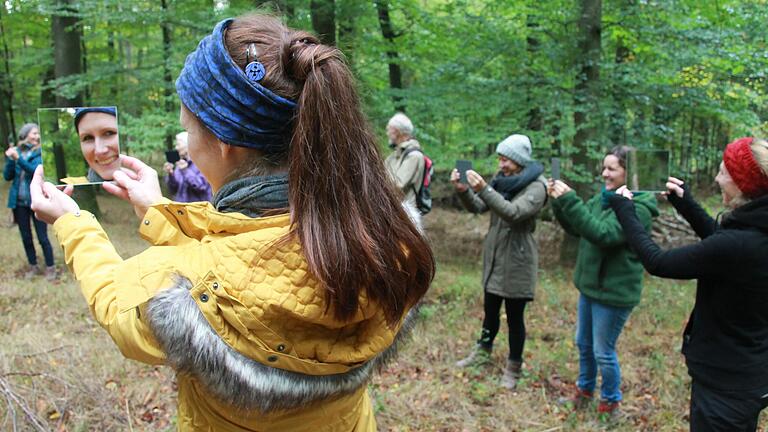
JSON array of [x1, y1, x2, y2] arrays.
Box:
[[722, 137, 768, 199]]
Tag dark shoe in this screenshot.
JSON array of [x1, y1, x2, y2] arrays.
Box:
[[500, 359, 522, 390], [455, 344, 492, 368], [557, 386, 594, 410]]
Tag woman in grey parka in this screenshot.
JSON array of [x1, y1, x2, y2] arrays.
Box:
[[451, 134, 547, 389]]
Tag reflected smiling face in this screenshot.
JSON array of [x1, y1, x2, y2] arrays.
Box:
[[78, 112, 120, 180]]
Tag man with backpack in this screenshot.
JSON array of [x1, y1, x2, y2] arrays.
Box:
[[384, 113, 432, 227]]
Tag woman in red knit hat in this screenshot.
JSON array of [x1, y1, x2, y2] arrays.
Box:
[[608, 137, 768, 431]]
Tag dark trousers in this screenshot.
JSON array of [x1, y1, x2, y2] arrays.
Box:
[[690, 380, 768, 432], [13, 206, 54, 267], [479, 291, 528, 361]]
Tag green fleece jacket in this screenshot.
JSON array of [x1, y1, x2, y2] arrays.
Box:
[[551, 190, 659, 308]]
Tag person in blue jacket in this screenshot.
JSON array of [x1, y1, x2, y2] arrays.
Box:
[[4, 123, 55, 279]]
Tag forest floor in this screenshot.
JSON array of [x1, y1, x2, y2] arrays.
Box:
[[0, 183, 765, 431]]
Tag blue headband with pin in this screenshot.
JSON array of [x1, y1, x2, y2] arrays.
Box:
[[176, 19, 297, 153], [245, 43, 266, 83]]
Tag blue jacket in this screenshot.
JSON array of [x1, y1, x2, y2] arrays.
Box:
[[4, 146, 42, 209]]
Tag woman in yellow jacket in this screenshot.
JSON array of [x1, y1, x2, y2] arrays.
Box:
[[29, 15, 434, 432]]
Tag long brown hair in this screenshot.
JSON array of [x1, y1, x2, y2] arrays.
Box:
[[223, 15, 434, 326]]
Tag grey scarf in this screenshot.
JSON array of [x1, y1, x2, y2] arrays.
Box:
[[212, 173, 289, 217]]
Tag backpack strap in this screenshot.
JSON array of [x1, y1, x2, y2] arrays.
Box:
[[400, 147, 425, 194], [400, 147, 423, 162]]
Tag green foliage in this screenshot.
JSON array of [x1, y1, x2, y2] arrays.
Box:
[[2, 0, 767, 187]]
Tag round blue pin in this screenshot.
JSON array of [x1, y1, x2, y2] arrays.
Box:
[[245, 61, 266, 83]]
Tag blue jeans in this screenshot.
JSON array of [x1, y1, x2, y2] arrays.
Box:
[[13, 206, 54, 267], [575, 294, 633, 403]]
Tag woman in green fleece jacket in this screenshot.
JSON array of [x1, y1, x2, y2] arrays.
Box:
[[548, 145, 658, 416]]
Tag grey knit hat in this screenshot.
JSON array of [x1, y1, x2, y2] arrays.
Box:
[[495, 134, 532, 166], [18, 123, 39, 141]]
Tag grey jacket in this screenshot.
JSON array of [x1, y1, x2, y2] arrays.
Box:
[[384, 139, 425, 209], [458, 176, 547, 299]]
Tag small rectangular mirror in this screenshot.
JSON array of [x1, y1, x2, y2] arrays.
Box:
[[551, 157, 561, 181], [37, 106, 120, 186], [456, 160, 472, 184], [626, 149, 670, 193]]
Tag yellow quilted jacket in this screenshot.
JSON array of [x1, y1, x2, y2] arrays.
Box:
[[53, 199, 416, 431]]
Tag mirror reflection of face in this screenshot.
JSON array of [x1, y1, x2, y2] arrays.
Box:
[[78, 112, 119, 180], [602, 154, 626, 191]]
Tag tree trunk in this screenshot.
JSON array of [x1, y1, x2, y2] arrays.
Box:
[[610, 36, 630, 145], [310, 0, 336, 46], [375, 0, 405, 112], [562, 0, 602, 265], [525, 16, 542, 132], [107, 29, 118, 100], [337, 0, 356, 64], [0, 5, 16, 145], [571, 0, 602, 197], [40, 66, 56, 108], [0, 74, 12, 147], [53, 0, 101, 218], [161, 0, 174, 150]]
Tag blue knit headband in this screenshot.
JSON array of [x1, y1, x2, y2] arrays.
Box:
[[176, 19, 297, 153]]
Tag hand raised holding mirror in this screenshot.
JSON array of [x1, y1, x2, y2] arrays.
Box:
[[37, 106, 121, 186]]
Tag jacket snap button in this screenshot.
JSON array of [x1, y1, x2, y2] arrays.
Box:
[[177, 210, 184, 215], [143, 220, 150, 225], [277, 344, 285, 352], [267, 355, 278, 362], [212, 282, 219, 290], [200, 294, 209, 303]]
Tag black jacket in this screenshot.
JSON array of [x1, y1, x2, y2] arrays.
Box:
[[610, 191, 768, 392]]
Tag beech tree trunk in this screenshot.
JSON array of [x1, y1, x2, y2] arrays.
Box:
[[561, 0, 602, 264], [375, 0, 405, 112], [53, 0, 101, 218], [310, 0, 336, 46]]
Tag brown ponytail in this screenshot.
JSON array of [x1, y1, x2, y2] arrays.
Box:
[[225, 15, 434, 326]]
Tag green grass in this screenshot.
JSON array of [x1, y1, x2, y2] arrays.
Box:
[[0, 187, 765, 431]]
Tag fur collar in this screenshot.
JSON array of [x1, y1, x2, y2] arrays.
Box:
[[146, 276, 418, 413]]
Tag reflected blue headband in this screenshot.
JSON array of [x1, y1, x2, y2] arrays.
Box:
[[74, 107, 117, 132], [176, 19, 297, 153]]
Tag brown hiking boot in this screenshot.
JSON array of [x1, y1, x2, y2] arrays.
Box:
[[500, 359, 522, 390], [455, 345, 492, 368], [557, 386, 594, 410]]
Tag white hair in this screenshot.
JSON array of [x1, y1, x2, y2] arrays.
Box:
[[176, 131, 188, 146], [387, 113, 414, 136]]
